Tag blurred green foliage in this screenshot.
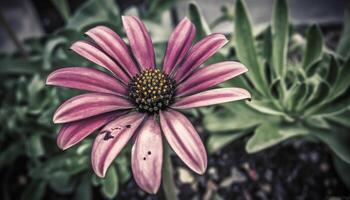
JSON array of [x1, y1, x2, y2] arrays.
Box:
[[0, 0, 177, 199]]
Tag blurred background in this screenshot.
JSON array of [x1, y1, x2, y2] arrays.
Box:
[[0, 0, 349, 199]]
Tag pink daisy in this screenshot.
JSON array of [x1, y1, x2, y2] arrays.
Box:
[[46, 16, 250, 194]]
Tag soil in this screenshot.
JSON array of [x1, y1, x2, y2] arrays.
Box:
[[117, 135, 350, 200]]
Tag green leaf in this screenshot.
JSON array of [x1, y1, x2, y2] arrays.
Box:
[[246, 123, 308, 153], [66, 0, 120, 31], [313, 127, 350, 164], [101, 165, 119, 199], [302, 25, 324, 70], [27, 134, 45, 158], [50, 0, 71, 22], [207, 131, 247, 153], [48, 171, 75, 194], [326, 110, 350, 128], [43, 36, 68, 70], [336, 9, 350, 58], [271, 0, 289, 77], [74, 174, 92, 200], [187, 2, 211, 42], [333, 155, 350, 190], [234, 0, 268, 95], [203, 101, 277, 132], [327, 56, 350, 102]]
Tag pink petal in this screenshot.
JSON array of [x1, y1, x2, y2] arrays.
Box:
[[172, 88, 251, 109], [57, 112, 123, 150], [176, 61, 247, 96], [46, 67, 128, 96], [174, 33, 228, 83], [91, 112, 146, 177], [163, 17, 196, 74], [131, 117, 163, 194], [160, 109, 207, 174], [122, 16, 155, 70], [71, 41, 130, 83], [85, 26, 139, 76], [53, 93, 133, 124]]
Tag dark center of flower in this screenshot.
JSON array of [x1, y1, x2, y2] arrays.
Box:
[[128, 69, 176, 114]]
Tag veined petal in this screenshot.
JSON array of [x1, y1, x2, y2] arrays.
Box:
[[160, 109, 207, 174], [57, 112, 122, 150], [71, 41, 130, 83], [86, 26, 139, 76], [53, 93, 133, 124], [172, 88, 251, 109], [174, 34, 228, 83], [176, 61, 247, 96], [122, 16, 155, 70], [131, 117, 162, 194], [46, 67, 128, 96], [163, 17, 196, 74], [92, 112, 146, 177]]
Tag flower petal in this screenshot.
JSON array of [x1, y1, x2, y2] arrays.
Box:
[[176, 61, 247, 96], [172, 88, 251, 109], [53, 93, 133, 124], [131, 117, 162, 194], [57, 112, 122, 150], [92, 112, 146, 177], [71, 41, 130, 83], [163, 17, 196, 74], [174, 34, 228, 83], [46, 67, 127, 96], [122, 16, 155, 70], [85, 26, 139, 76], [160, 109, 207, 174]]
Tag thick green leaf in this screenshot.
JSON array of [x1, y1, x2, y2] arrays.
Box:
[[207, 131, 247, 153], [74, 174, 92, 200], [50, 0, 70, 21], [271, 0, 289, 77], [203, 101, 278, 132], [246, 123, 308, 153], [333, 155, 350, 190], [27, 134, 45, 158], [234, 0, 268, 95], [336, 9, 350, 58], [327, 56, 350, 101], [313, 127, 350, 164], [101, 165, 119, 199], [187, 2, 211, 42], [326, 110, 350, 128], [302, 25, 324, 70]]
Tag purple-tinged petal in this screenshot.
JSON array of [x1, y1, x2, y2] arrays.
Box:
[[71, 41, 130, 83], [163, 17, 196, 74], [85, 26, 139, 76], [57, 112, 123, 150], [160, 109, 207, 174], [92, 112, 146, 177], [174, 34, 228, 83], [176, 61, 247, 96], [131, 117, 162, 194], [53, 93, 133, 124], [172, 88, 251, 109], [46, 67, 128, 96], [122, 16, 155, 70]]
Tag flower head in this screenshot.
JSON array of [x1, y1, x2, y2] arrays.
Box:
[[47, 16, 250, 194]]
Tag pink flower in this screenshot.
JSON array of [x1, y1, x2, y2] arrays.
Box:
[[47, 16, 250, 194]]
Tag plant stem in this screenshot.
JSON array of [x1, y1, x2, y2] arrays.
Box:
[[162, 144, 178, 200]]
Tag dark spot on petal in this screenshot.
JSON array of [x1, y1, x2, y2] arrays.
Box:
[[101, 130, 114, 141], [143, 157, 146, 160], [125, 124, 131, 128], [148, 151, 151, 155]]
